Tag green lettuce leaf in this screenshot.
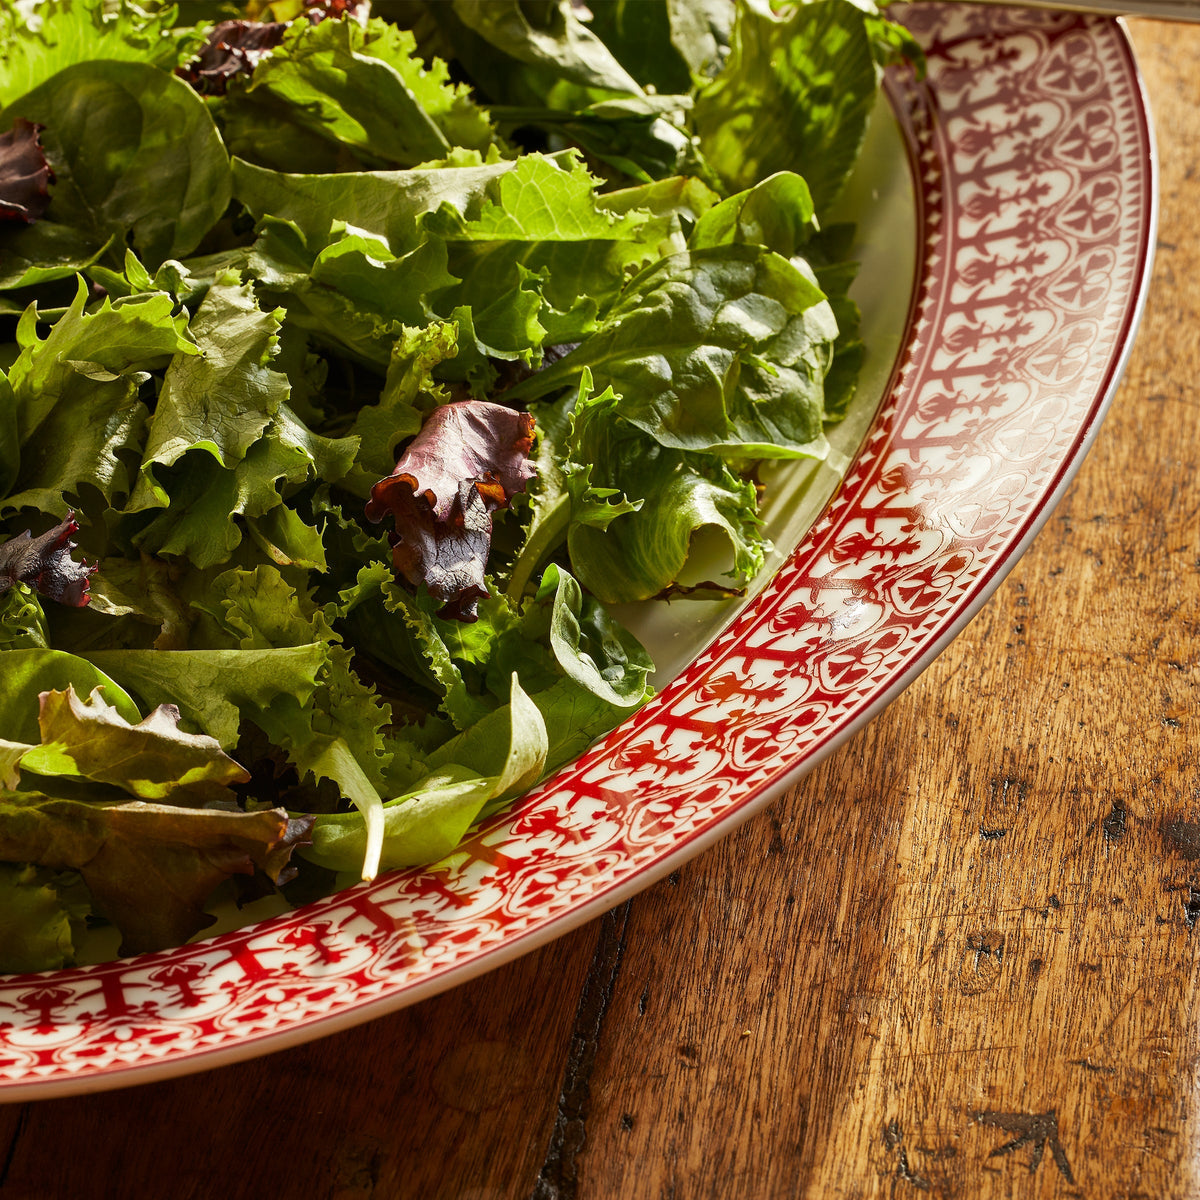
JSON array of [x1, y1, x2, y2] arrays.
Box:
[[0, 0, 181, 109], [539, 563, 653, 707], [18, 686, 250, 806], [232, 155, 518, 252], [451, 0, 644, 98], [2, 60, 232, 266], [306, 672, 547, 874], [0, 648, 141, 746], [0, 863, 87, 974], [564, 381, 764, 603], [0, 788, 309, 955], [508, 243, 837, 460], [691, 0, 907, 219], [129, 275, 292, 511], [221, 15, 497, 172], [84, 645, 327, 748]]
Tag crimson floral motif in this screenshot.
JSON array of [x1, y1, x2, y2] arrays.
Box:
[[0, 5, 1155, 1099]]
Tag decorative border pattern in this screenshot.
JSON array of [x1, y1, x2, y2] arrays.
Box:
[[0, 5, 1155, 1098]]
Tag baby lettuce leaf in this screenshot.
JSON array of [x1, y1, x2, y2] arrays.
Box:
[[305, 673, 546, 874], [0, 0, 182, 109], [689, 171, 865, 420], [0, 583, 49, 652], [539, 563, 653, 707], [0, 513, 94, 606], [0, 789, 309, 955], [367, 400, 536, 620], [0, 648, 142, 746], [1, 60, 231, 267], [220, 16, 497, 172], [508, 242, 837, 461], [85, 645, 328, 749], [232, 156, 518, 252], [18, 686, 250, 807], [447, 0, 645, 101], [2, 291, 190, 517], [583, 0, 694, 95], [691, 0, 902, 220], [422, 151, 669, 346], [121, 278, 356, 568], [562, 382, 763, 604], [689, 170, 817, 258], [0, 863, 85, 973], [128, 275, 292, 510], [664, 0, 733, 81], [6, 280, 195, 446]]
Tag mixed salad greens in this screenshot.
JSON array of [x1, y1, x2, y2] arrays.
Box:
[[0, 0, 919, 972]]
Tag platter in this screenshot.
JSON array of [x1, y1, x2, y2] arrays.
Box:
[[0, 3, 1156, 1100]]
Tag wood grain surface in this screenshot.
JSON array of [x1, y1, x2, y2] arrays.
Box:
[[2, 16, 1198, 1200]]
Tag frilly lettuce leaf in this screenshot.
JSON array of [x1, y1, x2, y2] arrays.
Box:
[[0, 0, 182, 110], [232, 155, 518, 252], [0, 583, 49, 651], [120, 279, 356, 568], [344, 321, 458, 488], [221, 15, 498, 172], [2, 280, 194, 516], [129, 274, 292, 508]]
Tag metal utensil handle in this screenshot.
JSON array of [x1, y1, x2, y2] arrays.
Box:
[[966, 0, 1200, 20]]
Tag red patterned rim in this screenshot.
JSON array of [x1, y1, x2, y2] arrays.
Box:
[[0, 4, 1156, 1100]]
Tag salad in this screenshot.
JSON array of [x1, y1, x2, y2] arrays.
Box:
[[0, 0, 919, 972]]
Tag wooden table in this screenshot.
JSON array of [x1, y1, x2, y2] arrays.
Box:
[[2, 17, 1198, 1200]]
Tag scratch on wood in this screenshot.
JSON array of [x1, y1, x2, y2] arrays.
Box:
[[767, 816, 785, 855], [1071, 1058, 1116, 1074], [533, 901, 630, 1200], [0, 1105, 28, 1188], [883, 1119, 931, 1191], [973, 1110, 1075, 1183]]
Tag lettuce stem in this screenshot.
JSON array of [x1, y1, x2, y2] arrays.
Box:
[[307, 739, 385, 882]]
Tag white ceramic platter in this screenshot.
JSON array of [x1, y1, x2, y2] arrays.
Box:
[[0, 3, 1155, 1100]]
